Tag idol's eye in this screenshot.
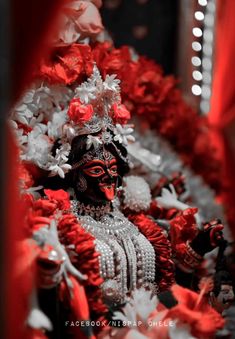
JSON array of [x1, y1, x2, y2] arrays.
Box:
[[109, 165, 118, 174], [83, 166, 105, 176]]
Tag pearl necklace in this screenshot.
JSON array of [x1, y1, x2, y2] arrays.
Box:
[[71, 200, 157, 306]]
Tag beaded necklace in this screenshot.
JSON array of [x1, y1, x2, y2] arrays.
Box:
[[71, 200, 157, 306]]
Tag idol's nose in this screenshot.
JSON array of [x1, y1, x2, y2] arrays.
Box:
[[101, 172, 114, 183]]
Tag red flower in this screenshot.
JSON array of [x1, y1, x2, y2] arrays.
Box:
[[92, 42, 132, 78], [44, 188, 69, 201], [44, 189, 70, 210], [67, 98, 93, 124], [19, 163, 34, 189], [165, 284, 225, 338], [111, 103, 130, 124], [38, 43, 93, 85]]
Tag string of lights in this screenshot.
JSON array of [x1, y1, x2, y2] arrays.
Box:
[[191, 0, 216, 114]]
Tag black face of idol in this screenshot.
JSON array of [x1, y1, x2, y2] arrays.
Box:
[[74, 148, 120, 205]]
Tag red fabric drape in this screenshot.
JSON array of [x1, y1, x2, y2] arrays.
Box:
[[11, 0, 66, 102], [6, 1, 66, 338], [209, 0, 235, 238]]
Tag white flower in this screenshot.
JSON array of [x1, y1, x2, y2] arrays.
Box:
[[86, 135, 102, 150], [55, 142, 71, 161], [75, 65, 119, 104], [46, 85, 73, 111], [21, 127, 51, 167], [114, 124, 135, 146], [8, 119, 18, 130], [47, 110, 68, 139], [48, 143, 72, 178], [75, 86, 97, 104], [131, 288, 158, 322], [14, 128, 28, 146], [12, 100, 35, 125], [113, 288, 158, 326], [27, 113, 44, 128], [63, 125, 76, 141], [75, 71, 98, 105], [103, 74, 120, 92], [48, 163, 72, 178], [12, 86, 51, 125], [22, 186, 43, 199], [12, 84, 72, 127], [33, 86, 54, 112]]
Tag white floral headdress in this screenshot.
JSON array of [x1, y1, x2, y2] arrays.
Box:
[[10, 65, 135, 178]]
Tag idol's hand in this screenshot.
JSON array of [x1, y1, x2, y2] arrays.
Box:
[[190, 220, 224, 256], [156, 184, 189, 210]]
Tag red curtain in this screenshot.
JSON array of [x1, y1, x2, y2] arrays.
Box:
[[11, 0, 66, 102], [209, 0, 235, 238], [5, 1, 66, 338]]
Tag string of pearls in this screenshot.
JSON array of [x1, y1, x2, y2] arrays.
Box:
[[71, 201, 156, 306]]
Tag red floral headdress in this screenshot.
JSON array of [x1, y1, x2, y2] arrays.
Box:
[[66, 64, 134, 146]]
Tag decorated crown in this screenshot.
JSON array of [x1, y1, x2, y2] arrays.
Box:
[[10, 65, 135, 178]]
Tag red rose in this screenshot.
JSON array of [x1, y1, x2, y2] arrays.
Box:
[[111, 103, 130, 124], [44, 189, 70, 210], [67, 98, 94, 124]]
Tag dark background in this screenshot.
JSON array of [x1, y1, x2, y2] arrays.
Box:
[[101, 0, 179, 75]]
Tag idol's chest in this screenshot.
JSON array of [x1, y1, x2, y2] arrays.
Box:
[[76, 210, 157, 306]]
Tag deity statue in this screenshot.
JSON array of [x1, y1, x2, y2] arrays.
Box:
[[16, 66, 226, 339]]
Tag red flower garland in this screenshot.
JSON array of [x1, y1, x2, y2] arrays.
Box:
[[128, 213, 175, 291], [26, 190, 108, 329], [57, 212, 108, 325]]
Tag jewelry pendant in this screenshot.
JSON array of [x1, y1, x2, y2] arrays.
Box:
[[101, 279, 123, 306]]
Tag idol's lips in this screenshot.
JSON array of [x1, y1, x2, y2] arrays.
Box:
[[99, 183, 116, 200]]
